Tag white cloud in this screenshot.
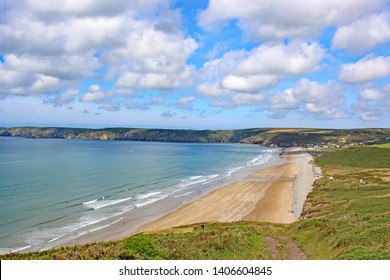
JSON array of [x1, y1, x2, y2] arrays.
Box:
[[339, 56, 390, 84], [265, 79, 347, 119], [98, 101, 122, 112], [232, 93, 264, 105], [333, 12, 390, 54], [0, 66, 34, 89], [268, 88, 300, 117], [359, 88, 385, 100], [116, 65, 195, 91], [139, 73, 174, 90], [198, 0, 383, 41], [0, 0, 197, 100], [81, 85, 112, 102], [106, 20, 198, 73], [176, 95, 196, 109], [0, 13, 125, 56], [0, 65, 69, 96], [220, 74, 278, 92], [4, 54, 99, 80], [199, 41, 324, 96], [197, 83, 230, 97], [236, 41, 324, 76], [44, 88, 80, 107], [108, 15, 198, 92], [146, 96, 166, 106], [25, 0, 130, 18], [29, 75, 67, 93], [210, 92, 264, 108], [352, 83, 390, 122], [292, 79, 342, 103]]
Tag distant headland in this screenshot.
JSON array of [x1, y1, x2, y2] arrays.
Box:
[[1, 126, 390, 148]]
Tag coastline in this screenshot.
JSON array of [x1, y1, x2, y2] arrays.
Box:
[[64, 147, 318, 246]]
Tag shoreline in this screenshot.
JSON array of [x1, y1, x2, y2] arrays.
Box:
[[64, 147, 318, 246]]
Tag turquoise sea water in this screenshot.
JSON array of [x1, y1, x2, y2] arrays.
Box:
[[0, 137, 280, 253]]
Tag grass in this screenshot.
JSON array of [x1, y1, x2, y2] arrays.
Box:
[[1, 146, 389, 260], [372, 143, 390, 149], [287, 147, 390, 259], [0, 223, 283, 260], [316, 147, 390, 168]]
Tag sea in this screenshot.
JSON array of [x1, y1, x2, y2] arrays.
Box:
[[0, 137, 281, 254]]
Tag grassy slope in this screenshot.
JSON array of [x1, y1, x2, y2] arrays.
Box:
[[289, 146, 390, 259], [372, 143, 390, 148], [1, 146, 390, 260]]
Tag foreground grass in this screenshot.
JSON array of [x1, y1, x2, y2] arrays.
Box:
[[1, 146, 389, 260], [1, 223, 286, 260]]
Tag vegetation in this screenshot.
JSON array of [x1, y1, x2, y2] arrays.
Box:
[[290, 146, 390, 259], [1, 126, 390, 147], [1, 138, 389, 260], [372, 143, 390, 149], [316, 146, 390, 168]]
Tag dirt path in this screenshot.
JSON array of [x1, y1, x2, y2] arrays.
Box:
[[264, 236, 281, 260], [264, 236, 306, 260], [285, 240, 306, 260]]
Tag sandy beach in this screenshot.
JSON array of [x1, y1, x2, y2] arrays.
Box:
[[139, 147, 318, 232], [65, 147, 318, 246]]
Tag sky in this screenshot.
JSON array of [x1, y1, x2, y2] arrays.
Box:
[[1, 0, 390, 129]]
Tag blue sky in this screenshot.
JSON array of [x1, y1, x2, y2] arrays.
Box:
[[1, 0, 390, 129]]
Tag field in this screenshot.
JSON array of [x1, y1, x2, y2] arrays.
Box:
[[372, 143, 390, 149], [1, 146, 390, 260]]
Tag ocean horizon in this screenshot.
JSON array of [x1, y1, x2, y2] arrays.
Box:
[[0, 137, 281, 254]]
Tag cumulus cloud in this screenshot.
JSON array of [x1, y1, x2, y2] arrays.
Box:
[[352, 84, 390, 121], [4, 54, 99, 80], [0, 0, 198, 103], [176, 95, 196, 109], [268, 88, 300, 118], [236, 41, 324, 76], [25, 0, 131, 18], [339, 56, 390, 84], [0, 66, 35, 91], [44, 88, 80, 106], [198, 40, 324, 98], [1, 0, 389, 126], [98, 101, 122, 112], [332, 12, 390, 54], [116, 66, 195, 91], [220, 75, 279, 92], [359, 88, 385, 100], [0, 64, 70, 96], [81, 85, 112, 102], [145, 96, 166, 106], [266, 79, 347, 119], [210, 93, 264, 108], [198, 0, 383, 41], [106, 14, 198, 92], [197, 83, 230, 97], [232, 93, 264, 105]]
